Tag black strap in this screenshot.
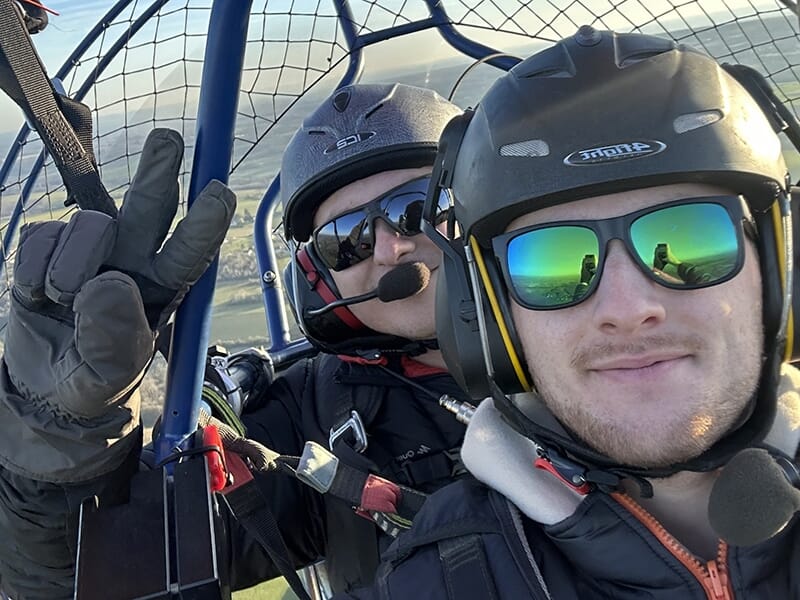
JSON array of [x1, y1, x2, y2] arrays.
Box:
[[221, 481, 312, 600], [438, 535, 499, 600], [327, 361, 385, 452], [278, 451, 428, 524], [400, 447, 466, 487], [0, 0, 117, 216]]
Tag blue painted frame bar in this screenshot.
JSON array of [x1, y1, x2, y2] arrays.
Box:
[[154, 0, 253, 462], [425, 0, 520, 71], [253, 0, 365, 358], [1, 0, 520, 454]]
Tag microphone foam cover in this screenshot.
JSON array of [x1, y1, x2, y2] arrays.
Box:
[[377, 262, 431, 302], [708, 448, 800, 547]]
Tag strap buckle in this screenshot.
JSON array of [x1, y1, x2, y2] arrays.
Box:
[[329, 410, 368, 453]]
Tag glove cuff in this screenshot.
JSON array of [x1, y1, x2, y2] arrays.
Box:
[[0, 359, 142, 483]]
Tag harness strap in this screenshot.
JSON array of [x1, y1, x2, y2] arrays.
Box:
[[325, 357, 462, 488], [328, 361, 384, 455], [401, 448, 466, 486], [0, 0, 116, 216], [280, 441, 428, 536], [219, 453, 312, 600], [438, 535, 499, 600]]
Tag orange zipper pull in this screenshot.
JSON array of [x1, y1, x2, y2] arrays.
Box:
[[705, 560, 731, 600]]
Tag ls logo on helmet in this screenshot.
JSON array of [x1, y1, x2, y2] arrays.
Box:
[[324, 131, 376, 154], [564, 140, 666, 166]]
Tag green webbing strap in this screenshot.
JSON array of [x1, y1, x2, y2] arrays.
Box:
[[201, 385, 247, 437], [0, 0, 117, 217]]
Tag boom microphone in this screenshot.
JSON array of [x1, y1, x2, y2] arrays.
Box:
[[708, 447, 800, 546], [377, 261, 431, 302], [306, 262, 431, 316]]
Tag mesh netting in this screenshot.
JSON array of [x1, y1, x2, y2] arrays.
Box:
[[1, 0, 799, 350]]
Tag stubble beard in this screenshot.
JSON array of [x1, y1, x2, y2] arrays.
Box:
[[533, 335, 763, 469]]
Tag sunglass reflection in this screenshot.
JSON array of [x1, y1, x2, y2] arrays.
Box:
[[313, 176, 450, 271], [493, 197, 748, 310]]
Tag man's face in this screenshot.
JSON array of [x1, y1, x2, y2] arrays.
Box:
[[313, 167, 442, 340], [506, 183, 764, 467]]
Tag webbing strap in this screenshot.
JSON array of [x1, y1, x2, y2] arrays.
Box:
[[0, 0, 117, 216], [221, 481, 313, 600], [438, 535, 499, 600]]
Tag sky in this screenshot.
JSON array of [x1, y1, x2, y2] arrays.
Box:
[[0, 0, 791, 138]]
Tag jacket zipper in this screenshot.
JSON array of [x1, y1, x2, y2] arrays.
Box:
[[612, 492, 733, 599]]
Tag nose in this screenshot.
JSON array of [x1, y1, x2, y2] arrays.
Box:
[[371, 218, 416, 265], [590, 240, 667, 334]]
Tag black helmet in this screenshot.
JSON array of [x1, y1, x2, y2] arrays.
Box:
[[455, 28, 786, 244], [430, 27, 793, 482], [281, 83, 461, 356]]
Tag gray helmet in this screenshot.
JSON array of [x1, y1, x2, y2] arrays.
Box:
[[434, 27, 792, 481], [281, 84, 462, 357], [281, 83, 462, 242]]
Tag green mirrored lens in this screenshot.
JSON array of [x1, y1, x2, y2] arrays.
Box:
[[507, 226, 600, 307], [630, 203, 738, 287]]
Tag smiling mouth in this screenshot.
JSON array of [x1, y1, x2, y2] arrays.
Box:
[[596, 357, 680, 371], [588, 349, 693, 370], [587, 355, 691, 383]]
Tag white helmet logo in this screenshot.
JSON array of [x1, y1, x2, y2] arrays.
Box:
[[324, 131, 376, 154], [564, 140, 666, 166]]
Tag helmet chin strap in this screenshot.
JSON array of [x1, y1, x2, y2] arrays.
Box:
[[490, 357, 779, 500]]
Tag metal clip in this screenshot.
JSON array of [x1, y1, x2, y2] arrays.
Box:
[[328, 410, 368, 453]]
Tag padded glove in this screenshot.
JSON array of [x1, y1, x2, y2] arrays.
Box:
[[198, 411, 278, 472], [0, 128, 236, 481]]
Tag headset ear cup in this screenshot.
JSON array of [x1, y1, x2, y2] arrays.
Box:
[[478, 246, 533, 394], [790, 189, 800, 362], [755, 204, 789, 360], [435, 240, 532, 399], [436, 241, 491, 398], [288, 245, 365, 351], [282, 257, 301, 325]]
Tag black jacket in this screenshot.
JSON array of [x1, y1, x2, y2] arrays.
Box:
[[337, 477, 800, 600], [228, 353, 469, 593]]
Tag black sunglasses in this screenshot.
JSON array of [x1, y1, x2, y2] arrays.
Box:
[[492, 195, 751, 310], [312, 175, 451, 272]]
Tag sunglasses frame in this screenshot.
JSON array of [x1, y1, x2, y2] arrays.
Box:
[[492, 195, 751, 310], [311, 175, 451, 272]]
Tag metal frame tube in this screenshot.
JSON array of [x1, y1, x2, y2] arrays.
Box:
[[155, 0, 253, 461]]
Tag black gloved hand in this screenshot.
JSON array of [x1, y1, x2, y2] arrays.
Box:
[[0, 128, 236, 481], [198, 411, 278, 472]]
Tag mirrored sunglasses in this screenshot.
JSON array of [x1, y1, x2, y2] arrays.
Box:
[[492, 196, 750, 310], [313, 176, 450, 272]]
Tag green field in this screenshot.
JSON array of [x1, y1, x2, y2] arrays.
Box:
[[233, 578, 298, 599]]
